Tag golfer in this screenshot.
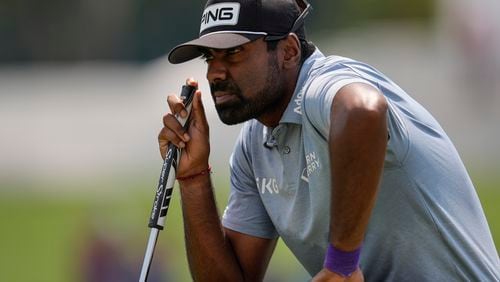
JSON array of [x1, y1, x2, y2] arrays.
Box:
[[159, 0, 500, 280]]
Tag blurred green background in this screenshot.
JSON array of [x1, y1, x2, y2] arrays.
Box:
[[1, 0, 499, 281]]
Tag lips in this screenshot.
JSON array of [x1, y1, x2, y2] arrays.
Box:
[[213, 91, 238, 105]]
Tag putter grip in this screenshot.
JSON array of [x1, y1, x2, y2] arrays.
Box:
[[148, 84, 196, 229], [177, 85, 196, 128]]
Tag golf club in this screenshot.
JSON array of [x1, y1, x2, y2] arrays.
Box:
[[139, 84, 196, 282]]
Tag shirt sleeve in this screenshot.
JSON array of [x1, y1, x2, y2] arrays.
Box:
[[222, 123, 278, 239], [303, 63, 409, 168], [303, 71, 378, 139]]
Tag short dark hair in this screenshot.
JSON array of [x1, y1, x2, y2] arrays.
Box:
[[266, 38, 315, 65]]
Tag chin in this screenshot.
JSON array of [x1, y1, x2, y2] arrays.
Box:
[[217, 108, 254, 125], [218, 113, 247, 125]]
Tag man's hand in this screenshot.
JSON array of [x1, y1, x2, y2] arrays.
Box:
[[311, 267, 364, 282], [158, 78, 210, 178]]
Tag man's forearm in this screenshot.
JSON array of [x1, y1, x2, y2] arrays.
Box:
[[179, 175, 244, 282]]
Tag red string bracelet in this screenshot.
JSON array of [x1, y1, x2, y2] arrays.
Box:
[[176, 166, 212, 181]]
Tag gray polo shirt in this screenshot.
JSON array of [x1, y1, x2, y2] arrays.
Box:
[[222, 49, 500, 280]]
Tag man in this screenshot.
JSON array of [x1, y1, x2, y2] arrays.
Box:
[[159, 0, 500, 280]]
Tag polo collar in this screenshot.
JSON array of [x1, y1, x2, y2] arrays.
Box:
[[278, 48, 325, 125], [262, 48, 325, 147]]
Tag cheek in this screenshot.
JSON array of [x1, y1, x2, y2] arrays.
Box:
[[235, 64, 270, 95]]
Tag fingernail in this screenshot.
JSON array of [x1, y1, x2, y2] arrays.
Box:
[[181, 110, 188, 118], [179, 141, 185, 148], [186, 78, 196, 85], [183, 133, 190, 141]]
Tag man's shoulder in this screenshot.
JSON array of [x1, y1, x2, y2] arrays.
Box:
[[304, 49, 355, 71], [301, 51, 362, 88], [301, 54, 365, 99]]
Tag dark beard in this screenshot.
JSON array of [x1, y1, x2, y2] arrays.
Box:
[[210, 54, 284, 125]]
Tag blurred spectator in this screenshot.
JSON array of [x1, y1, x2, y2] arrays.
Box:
[[78, 224, 169, 282], [80, 232, 133, 282]]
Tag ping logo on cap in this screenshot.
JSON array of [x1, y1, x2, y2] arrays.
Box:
[[200, 3, 240, 33]]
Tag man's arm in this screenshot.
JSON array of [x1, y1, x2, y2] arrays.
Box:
[[329, 82, 388, 251], [178, 175, 277, 282], [159, 80, 276, 281], [313, 82, 388, 281]]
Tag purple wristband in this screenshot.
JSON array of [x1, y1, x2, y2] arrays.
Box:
[[323, 244, 362, 277]]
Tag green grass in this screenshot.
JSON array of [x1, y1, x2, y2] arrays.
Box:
[[0, 197, 83, 282], [0, 176, 308, 282], [473, 176, 500, 252], [0, 174, 498, 282]]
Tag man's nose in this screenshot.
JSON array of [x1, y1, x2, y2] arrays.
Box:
[[206, 58, 228, 82]]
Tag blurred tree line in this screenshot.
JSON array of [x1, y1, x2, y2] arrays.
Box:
[[0, 0, 433, 63]]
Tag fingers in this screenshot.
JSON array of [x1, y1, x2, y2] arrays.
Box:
[[186, 77, 198, 88], [167, 95, 188, 118], [191, 90, 208, 128], [167, 78, 199, 118], [158, 135, 168, 160], [159, 78, 208, 160], [158, 125, 189, 160], [161, 113, 190, 142]]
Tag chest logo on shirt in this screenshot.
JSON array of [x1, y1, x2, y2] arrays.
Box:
[[256, 177, 280, 194], [301, 151, 321, 183]]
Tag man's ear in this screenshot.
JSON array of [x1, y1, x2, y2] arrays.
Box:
[[281, 33, 301, 69]]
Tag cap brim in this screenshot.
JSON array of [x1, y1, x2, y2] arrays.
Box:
[[168, 33, 264, 64]]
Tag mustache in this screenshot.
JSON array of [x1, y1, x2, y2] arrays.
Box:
[[210, 80, 241, 94]]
